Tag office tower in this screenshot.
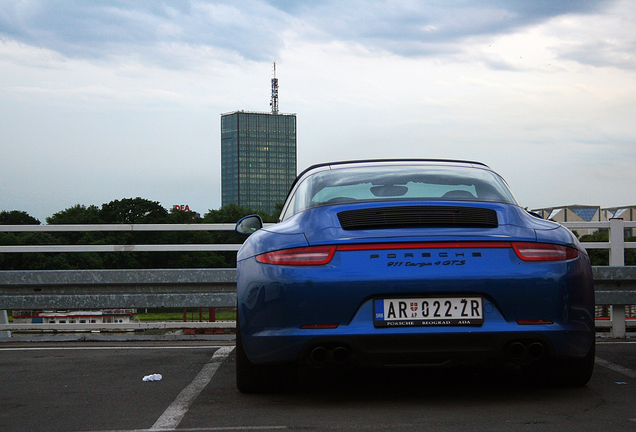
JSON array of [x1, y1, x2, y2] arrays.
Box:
[[221, 64, 297, 214]]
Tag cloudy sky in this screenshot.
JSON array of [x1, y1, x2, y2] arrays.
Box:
[[1, 0, 635, 222]]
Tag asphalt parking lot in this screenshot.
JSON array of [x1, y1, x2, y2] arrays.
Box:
[[1, 335, 636, 432]]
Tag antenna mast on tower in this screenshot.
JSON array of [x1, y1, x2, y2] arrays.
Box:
[[270, 62, 279, 114]]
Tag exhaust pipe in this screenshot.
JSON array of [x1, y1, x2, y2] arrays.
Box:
[[332, 346, 350, 364], [310, 346, 329, 364], [309, 345, 352, 366], [508, 342, 527, 360], [528, 342, 545, 360]]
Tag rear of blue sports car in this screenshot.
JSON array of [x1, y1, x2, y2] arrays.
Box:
[[235, 160, 595, 393]]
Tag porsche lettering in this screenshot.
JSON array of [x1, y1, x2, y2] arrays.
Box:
[[370, 252, 474, 259]]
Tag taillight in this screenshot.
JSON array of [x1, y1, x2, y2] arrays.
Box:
[[256, 245, 336, 265], [255, 242, 577, 265], [512, 242, 578, 261]]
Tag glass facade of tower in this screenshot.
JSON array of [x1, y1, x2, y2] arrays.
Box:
[[221, 111, 297, 214]]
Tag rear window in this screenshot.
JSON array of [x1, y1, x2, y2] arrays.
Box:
[[281, 164, 518, 220]]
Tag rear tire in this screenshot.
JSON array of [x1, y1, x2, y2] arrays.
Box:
[[534, 339, 595, 387], [235, 313, 297, 393]]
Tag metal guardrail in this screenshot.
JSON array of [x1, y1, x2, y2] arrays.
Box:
[[562, 219, 636, 338], [592, 266, 636, 335], [1, 220, 636, 337], [0, 267, 238, 336], [0, 223, 244, 253], [561, 219, 636, 267], [0, 268, 237, 309], [0, 266, 631, 330], [592, 266, 636, 302], [0, 266, 630, 307]]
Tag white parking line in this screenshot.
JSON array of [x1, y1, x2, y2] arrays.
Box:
[[150, 346, 234, 431], [86, 427, 287, 432], [597, 341, 636, 344], [0, 345, 226, 351], [595, 356, 636, 379]]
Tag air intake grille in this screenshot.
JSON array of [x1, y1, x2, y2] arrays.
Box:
[[337, 206, 498, 230]]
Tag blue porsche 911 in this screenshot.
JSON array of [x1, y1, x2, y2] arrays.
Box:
[[234, 160, 595, 393]]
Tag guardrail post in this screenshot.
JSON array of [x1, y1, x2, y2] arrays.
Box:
[[610, 305, 627, 338], [0, 310, 11, 338], [609, 218, 625, 267], [609, 218, 627, 337]]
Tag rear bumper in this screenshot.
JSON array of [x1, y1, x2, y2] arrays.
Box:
[[299, 332, 556, 367], [238, 243, 595, 366], [242, 298, 595, 366]]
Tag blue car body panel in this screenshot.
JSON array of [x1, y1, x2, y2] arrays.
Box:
[[236, 161, 595, 371]]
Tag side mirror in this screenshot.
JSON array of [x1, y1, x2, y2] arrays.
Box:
[[236, 215, 263, 236]]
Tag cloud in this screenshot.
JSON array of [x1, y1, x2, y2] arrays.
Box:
[[0, 0, 617, 67], [1, 0, 635, 221], [268, 0, 615, 56], [0, 0, 287, 64], [551, 2, 636, 70]]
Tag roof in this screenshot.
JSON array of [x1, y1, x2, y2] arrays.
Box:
[[297, 159, 490, 179]]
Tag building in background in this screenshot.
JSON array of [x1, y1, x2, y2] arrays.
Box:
[[532, 204, 636, 236], [11, 309, 137, 325], [602, 206, 636, 237], [602, 206, 636, 222], [531, 205, 601, 235], [532, 205, 602, 224], [220, 64, 297, 215]]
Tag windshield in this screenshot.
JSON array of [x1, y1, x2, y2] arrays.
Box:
[[281, 164, 518, 220]]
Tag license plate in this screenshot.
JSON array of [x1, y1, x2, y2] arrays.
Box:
[[374, 297, 484, 327]]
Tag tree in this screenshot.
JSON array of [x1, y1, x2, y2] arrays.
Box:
[[46, 204, 101, 225], [579, 231, 609, 266], [203, 203, 269, 223], [270, 202, 284, 222], [0, 210, 40, 225], [0, 211, 42, 269], [580, 230, 636, 266], [100, 198, 169, 224], [0, 200, 283, 270], [167, 207, 202, 224], [202, 203, 277, 268], [42, 204, 105, 269]]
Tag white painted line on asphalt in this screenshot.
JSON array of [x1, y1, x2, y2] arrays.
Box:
[[597, 341, 636, 344], [0, 345, 227, 351], [595, 356, 636, 379], [150, 346, 234, 431], [85, 426, 287, 432], [156, 427, 288, 431]]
